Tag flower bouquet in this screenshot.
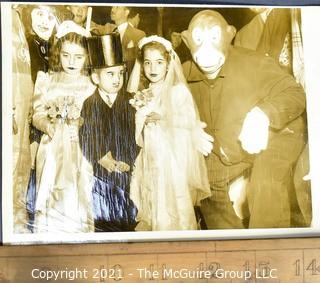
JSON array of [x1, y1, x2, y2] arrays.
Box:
[[46, 96, 82, 125], [36, 96, 83, 206], [129, 88, 160, 147], [129, 88, 154, 110]]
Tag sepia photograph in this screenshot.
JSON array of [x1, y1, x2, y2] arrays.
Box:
[[2, 1, 320, 244]]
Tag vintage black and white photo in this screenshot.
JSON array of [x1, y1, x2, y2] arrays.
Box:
[[2, 2, 320, 244]]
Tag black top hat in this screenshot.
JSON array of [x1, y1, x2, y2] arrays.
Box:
[[87, 33, 124, 69]]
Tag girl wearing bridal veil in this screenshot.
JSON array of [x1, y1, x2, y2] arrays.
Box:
[[127, 35, 213, 231]]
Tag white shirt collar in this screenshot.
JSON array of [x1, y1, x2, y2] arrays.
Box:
[[117, 22, 128, 41], [98, 88, 118, 108]]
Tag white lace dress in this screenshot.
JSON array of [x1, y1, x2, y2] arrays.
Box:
[[130, 82, 211, 231], [32, 71, 96, 233]]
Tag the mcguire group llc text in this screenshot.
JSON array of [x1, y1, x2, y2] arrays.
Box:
[[137, 267, 278, 280], [31, 266, 278, 281]]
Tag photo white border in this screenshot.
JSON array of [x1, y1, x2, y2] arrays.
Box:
[[2, 2, 320, 245]]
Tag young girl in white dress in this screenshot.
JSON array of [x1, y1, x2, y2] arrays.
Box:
[[127, 35, 213, 231], [32, 21, 95, 233]]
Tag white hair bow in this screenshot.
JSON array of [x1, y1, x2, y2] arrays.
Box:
[[56, 20, 91, 39]]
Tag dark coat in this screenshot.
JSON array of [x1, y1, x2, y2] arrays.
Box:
[[183, 46, 306, 185], [79, 88, 139, 231], [26, 34, 50, 83], [183, 46, 307, 228], [121, 24, 145, 74]]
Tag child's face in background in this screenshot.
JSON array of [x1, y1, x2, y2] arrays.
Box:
[[95, 65, 125, 94], [143, 48, 168, 84], [31, 6, 56, 41], [60, 41, 86, 76], [69, 5, 88, 25]]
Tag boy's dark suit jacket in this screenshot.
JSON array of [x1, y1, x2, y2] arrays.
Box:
[[79, 88, 139, 232]]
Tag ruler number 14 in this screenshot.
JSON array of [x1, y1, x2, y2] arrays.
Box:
[[307, 259, 320, 275], [294, 259, 320, 276]]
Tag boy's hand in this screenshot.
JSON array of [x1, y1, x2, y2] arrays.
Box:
[[98, 151, 117, 172], [115, 161, 130, 172], [99, 152, 130, 173]]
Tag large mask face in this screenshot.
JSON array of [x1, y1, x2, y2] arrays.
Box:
[[182, 10, 236, 79], [31, 6, 56, 41]]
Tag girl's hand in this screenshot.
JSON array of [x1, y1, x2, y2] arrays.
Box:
[[46, 123, 56, 139], [145, 112, 161, 124]]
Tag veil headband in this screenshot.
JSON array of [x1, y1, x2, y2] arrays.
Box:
[[127, 35, 180, 93], [138, 35, 173, 52]]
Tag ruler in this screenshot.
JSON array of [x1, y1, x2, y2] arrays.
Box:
[[0, 238, 320, 282]]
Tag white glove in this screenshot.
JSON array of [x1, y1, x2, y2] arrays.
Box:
[[303, 172, 311, 181], [238, 107, 270, 154], [193, 122, 214, 156], [228, 176, 249, 219]]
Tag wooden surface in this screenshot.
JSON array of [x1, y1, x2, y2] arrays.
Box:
[[1, 237, 320, 282]]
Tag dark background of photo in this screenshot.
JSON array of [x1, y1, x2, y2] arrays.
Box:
[[91, 6, 254, 33], [1, 0, 320, 244]]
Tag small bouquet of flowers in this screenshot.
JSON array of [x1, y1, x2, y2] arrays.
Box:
[[37, 96, 83, 197], [129, 88, 160, 147], [46, 96, 81, 125], [129, 88, 154, 110]]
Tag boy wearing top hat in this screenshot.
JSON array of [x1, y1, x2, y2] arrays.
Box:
[[79, 33, 138, 232]]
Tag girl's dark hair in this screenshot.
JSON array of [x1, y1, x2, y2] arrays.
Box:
[[139, 41, 170, 63], [49, 32, 89, 75], [137, 41, 170, 88], [138, 41, 170, 89]]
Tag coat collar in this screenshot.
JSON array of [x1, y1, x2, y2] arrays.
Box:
[[94, 87, 126, 105], [122, 24, 133, 46]]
